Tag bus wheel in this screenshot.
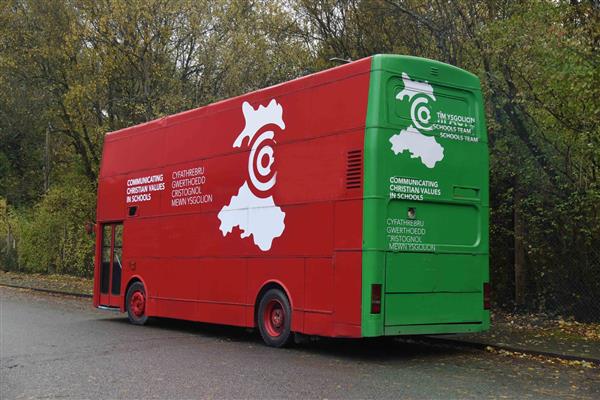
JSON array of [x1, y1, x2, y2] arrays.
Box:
[[258, 288, 292, 347], [126, 282, 148, 325]]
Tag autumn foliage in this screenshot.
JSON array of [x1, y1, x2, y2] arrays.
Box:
[[0, 1, 598, 320]]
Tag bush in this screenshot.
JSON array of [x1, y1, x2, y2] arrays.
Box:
[[17, 185, 96, 277], [0, 197, 19, 271]]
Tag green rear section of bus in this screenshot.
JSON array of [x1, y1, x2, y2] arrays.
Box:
[[362, 55, 490, 336]]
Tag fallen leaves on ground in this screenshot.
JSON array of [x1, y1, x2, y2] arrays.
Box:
[[0, 270, 92, 295], [492, 311, 600, 342], [485, 346, 597, 369], [556, 320, 600, 341]]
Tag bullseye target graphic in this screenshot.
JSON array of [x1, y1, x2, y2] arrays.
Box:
[[248, 130, 277, 194], [410, 94, 434, 131]]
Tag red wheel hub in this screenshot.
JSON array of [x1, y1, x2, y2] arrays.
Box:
[[263, 299, 285, 337], [130, 290, 145, 318]]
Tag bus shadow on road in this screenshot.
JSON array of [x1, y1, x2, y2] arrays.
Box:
[[100, 316, 473, 362], [294, 336, 473, 362]]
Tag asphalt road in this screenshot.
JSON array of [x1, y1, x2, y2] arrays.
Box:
[[1, 286, 599, 399]]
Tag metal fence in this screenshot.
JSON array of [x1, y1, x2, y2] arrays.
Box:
[[490, 225, 600, 323]]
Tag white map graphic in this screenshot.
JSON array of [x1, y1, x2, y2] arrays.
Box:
[[390, 72, 444, 168], [389, 126, 444, 169], [217, 100, 286, 251], [396, 72, 435, 104], [218, 182, 285, 251]]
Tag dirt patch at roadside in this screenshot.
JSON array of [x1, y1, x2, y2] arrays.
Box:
[[0, 270, 93, 295]]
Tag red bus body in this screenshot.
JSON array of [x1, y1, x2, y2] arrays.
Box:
[[94, 58, 371, 338]]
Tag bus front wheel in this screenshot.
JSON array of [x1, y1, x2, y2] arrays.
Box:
[[126, 281, 148, 325], [257, 288, 292, 347]]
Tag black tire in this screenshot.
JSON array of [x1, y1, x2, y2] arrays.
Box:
[[257, 288, 292, 347], [126, 281, 148, 325]]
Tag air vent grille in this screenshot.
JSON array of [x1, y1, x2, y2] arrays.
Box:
[[430, 66, 439, 76], [346, 150, 362, 189]]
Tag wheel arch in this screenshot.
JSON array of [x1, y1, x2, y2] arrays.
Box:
[[253, 280, 293, 328], [122, 275, 148, 312]]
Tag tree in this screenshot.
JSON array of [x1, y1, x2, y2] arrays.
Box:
[[0, 0, 312, 276]]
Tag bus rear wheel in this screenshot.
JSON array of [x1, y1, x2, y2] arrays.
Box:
[[126, 281, 148, 325], [257, 288, 292, 347]]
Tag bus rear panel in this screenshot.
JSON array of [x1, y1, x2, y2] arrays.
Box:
[[362, 55, 489, 336]]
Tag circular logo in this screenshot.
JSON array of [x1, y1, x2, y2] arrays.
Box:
[[410, 94, 434, 131], [248, 129, 277, 196]]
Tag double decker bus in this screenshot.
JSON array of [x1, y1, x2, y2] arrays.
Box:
[[94, 54, 490, 347]]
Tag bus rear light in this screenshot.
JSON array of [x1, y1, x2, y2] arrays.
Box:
[[371, 284, 382, 314], [483, 282, 491, 310]]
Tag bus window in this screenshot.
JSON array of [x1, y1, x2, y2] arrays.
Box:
[[100, 225, 112, 294], [111, 224, 123, 295]]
